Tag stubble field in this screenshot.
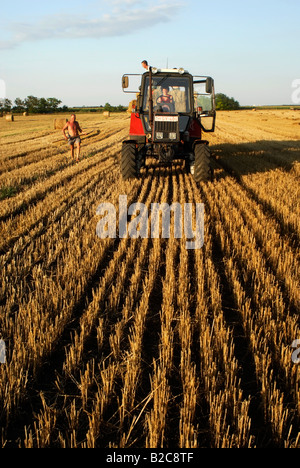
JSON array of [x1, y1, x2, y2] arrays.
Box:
[[0, 109, 299, 448]]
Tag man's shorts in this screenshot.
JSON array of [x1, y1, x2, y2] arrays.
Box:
[[68, 136, 81, 146]]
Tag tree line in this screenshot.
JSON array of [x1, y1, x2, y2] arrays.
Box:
[[215, 93, 240, 110], [0, 97, 127, 114], [1, 94, 240, 114], [0, 96, 63, 114]]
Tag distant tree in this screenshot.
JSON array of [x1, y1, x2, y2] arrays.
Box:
[[38, 97, 49, 113], [24, 96, 40, 113], [215, 93, 240, 110], [103, 102, 127, 113], [46, 97, 62, 112], [23, 96, 63, 113], [14, 98, 26, 112], [37, 97, 62, 113], [116, 104, 127, 112], [104, 102, 113, 112], [2, 98, 12, 113]]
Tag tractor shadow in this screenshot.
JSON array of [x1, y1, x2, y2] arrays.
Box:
[[139, 139, 300, 182], [210, 139, 300, 179]]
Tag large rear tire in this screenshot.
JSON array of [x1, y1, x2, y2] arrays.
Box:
[[193, 144, 212, 183], [121, 143, 138, 180]]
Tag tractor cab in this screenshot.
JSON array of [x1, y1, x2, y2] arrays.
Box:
[[121, 67, 216, 182]]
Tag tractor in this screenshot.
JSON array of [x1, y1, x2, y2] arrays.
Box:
[[121, 67, 216, 182]]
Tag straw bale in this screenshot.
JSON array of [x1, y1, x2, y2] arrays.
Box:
[[6, 114, 14, 122], [54, 118, 68, 130]]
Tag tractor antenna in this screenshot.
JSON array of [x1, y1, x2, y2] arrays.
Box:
[[166, 57, 169, 68]]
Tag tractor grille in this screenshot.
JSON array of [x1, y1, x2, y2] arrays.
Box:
[[153, 115, 179, 142]]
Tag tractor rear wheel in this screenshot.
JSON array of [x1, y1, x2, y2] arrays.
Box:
[[193, 144, 212, 183], [121, 143, 138, 180]]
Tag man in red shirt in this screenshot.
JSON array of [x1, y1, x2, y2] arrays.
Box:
[[157, 86, 175, 112]]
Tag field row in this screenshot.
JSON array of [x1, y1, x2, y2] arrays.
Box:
[[0, 111, 299, 448]]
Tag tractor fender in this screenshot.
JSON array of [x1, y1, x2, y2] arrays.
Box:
[[192, 140, 209, 150], [123, 139, 138, 146], [129, 113, 145, 137]]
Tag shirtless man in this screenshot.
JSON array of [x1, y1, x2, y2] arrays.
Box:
[[62, 114, 86, 162]]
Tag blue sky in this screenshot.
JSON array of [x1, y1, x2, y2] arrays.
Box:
[[0, 0, 299, 106]]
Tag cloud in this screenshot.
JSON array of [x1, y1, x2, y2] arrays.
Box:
[[0, 40, 17, 50], [0, 1, 182, 50]]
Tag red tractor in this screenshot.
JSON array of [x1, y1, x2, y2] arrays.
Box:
[[121, 67, 216, 182]]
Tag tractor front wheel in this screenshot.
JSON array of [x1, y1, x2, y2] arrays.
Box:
[[193, 144, 212, 183], [121, 143, 139, 180]]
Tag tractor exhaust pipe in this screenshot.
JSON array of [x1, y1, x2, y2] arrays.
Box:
[[149, 66, 154, 129]]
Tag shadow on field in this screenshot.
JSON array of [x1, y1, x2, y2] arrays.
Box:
[[211, 139, 300, 177], [138, 139, 300, 182]]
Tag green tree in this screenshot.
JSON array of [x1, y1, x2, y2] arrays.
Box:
[[14, 98, 26, 112], [46, 97, 62, 112], [116, 104, 127, 112], [38, 98, 49, 113], [3, 98, 12, 112], [24, 96, 40, 113], [24, 96, 62, 113], [103, 102, 127, 113], [104, 102, 113, 112], [215, 93, 240, 110]]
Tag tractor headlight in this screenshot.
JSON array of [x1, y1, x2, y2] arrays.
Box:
[[156, 132, 164, 139], [178, 68, 185, 75], [152, 67, 158, 74], [169, 133, 177, 140]]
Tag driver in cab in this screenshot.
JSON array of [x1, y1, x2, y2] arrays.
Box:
[[157, 86, 175, 112]]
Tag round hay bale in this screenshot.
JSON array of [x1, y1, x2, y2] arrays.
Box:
[[23, 111, 28, 116], [54, 118, 68, 130], [103, 111, 110, 118], [6, 114, 14, 122]]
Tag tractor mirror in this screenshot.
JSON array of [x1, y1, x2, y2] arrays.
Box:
[[206, 77, 213, 94], [122, 76, 129, 89]]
